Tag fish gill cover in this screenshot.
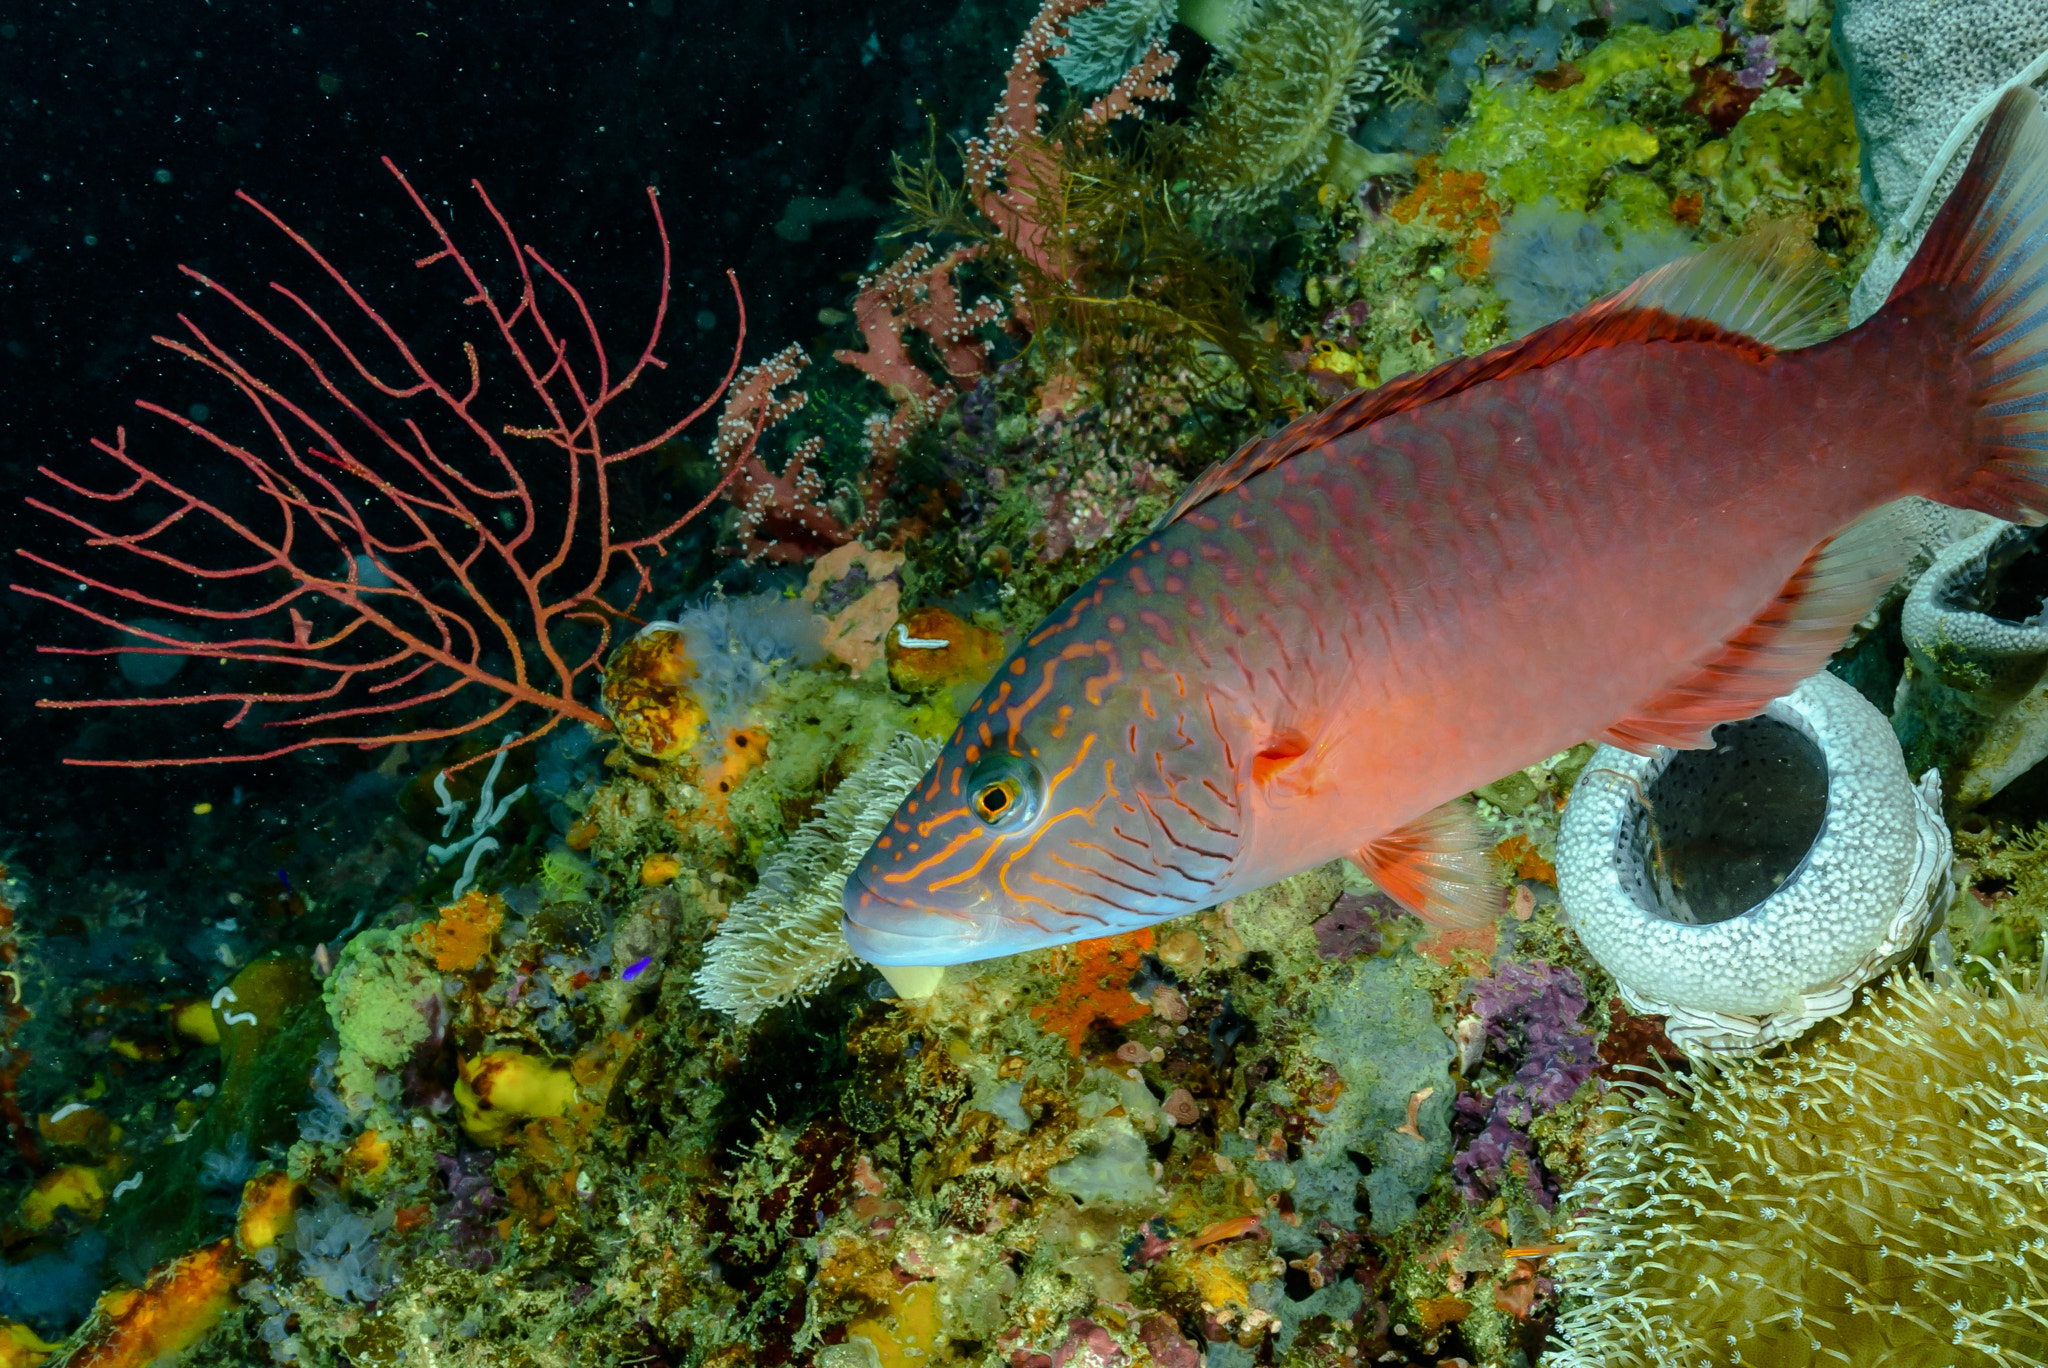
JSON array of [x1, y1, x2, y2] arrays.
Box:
[[0, 0, 2046, 1365]]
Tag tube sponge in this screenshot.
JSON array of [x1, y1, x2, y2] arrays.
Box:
[[1552, 962, 2048, 1367]]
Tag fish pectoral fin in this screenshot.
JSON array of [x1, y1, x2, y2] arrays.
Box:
[[1251, 731, 1315, 795], [1598, 502, 1910, 753], [1351, 800, 1505, 930]]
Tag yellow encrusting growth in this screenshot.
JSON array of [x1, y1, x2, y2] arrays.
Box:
[[1552, 962, 2048, 1367], [455, 1049, 577, 1146], [235, 1172, 302, 1253], [412, 889, 505, 972], [0, 1320, 55, 1368], [19, 1164, 109, 1230]]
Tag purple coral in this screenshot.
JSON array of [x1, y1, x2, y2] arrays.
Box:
[[434, 1150, 506, 1270], [1138, 1316, 1201, 1368], [1052, 1320, 1127, 1368], [1312, 892, 1398, 959], [1452, 962, 1598, 1208], [1734, 34, 1777, 89]]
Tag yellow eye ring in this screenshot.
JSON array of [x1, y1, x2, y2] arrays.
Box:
[[974, 777, 1020, 823]]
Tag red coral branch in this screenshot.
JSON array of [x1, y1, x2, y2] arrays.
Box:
[[12, 158, 757, 769], [965, 0, 1179, 283], [722, 244, 1002, 565], [717, 344, 850, 565]]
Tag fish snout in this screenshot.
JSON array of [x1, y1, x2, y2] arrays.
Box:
[[838, 860, 1015, 966]]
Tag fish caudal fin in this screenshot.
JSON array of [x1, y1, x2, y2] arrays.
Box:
[[1902, 88, 2048, 523], [1351, 800, 1505, 930], [1598, 502, 1910, 752]]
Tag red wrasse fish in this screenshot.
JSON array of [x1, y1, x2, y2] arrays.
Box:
[[843, 90, 2048, 967]]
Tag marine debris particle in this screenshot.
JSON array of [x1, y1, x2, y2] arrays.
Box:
[[411, 890, 504, 973], [1028, 928, 1157, 1054]]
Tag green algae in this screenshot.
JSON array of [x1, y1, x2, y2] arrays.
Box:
[[322, 925, 441, 1108], [1712, 72, 1864, 234], [1445, 24, 1723, 220]]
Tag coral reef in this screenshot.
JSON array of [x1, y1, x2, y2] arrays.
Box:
[[1553, 961, 2048, 1367], [13, 1, 2043, 1366]]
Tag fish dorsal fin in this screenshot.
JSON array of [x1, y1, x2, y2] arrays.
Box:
[[1350, 799, 1505, 930], [1597, 501, 1910, 753], [1161, 221, 1848, 527], [1617, 218, 1849, 351]]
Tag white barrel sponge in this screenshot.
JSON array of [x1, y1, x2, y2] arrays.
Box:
[[1557, 671, 1951, 1054]]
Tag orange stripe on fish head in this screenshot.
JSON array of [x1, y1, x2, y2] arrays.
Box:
[[841, 551, 1252, 965]]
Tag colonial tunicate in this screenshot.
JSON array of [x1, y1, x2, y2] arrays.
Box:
[[1555, 669, 1950, 1053]]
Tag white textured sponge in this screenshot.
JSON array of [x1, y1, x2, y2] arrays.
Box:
[[1556, 671, 1951, 1053]]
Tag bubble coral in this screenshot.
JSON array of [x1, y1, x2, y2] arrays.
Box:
[[1551, 961, 2048, 1368], [1557, 670, 1951, 1052]]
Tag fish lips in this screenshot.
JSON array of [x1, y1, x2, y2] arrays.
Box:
[[840, 865, 1013, 967]]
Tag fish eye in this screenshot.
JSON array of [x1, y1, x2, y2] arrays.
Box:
[[966, 753, 1043, 830]]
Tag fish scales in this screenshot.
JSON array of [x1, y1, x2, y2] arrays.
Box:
[[845, 90, 2048, 965]]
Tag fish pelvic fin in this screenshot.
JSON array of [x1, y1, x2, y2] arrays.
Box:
[[1160, 226, 1846, 529], [1597, 502, 1910, 753], [1351, 800, 1506, 930], [1898, 88, 2048, 523]]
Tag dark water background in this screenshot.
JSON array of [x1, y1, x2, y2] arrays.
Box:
[[0, 0, 1017, 891]]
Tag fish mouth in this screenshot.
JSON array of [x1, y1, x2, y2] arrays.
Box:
[[840, 866, 1003, 967]]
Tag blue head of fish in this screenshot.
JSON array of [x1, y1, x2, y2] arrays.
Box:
[[841, 584, 1247, 965]]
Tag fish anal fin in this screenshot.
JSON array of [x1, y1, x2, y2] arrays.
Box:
[[1351, 800, 1505, 930], [1597, 501, 1911, 756], [1161, 223, 1845, 528]]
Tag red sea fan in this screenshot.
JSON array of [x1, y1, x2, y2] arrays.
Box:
[[13, 158, 761, 768]]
